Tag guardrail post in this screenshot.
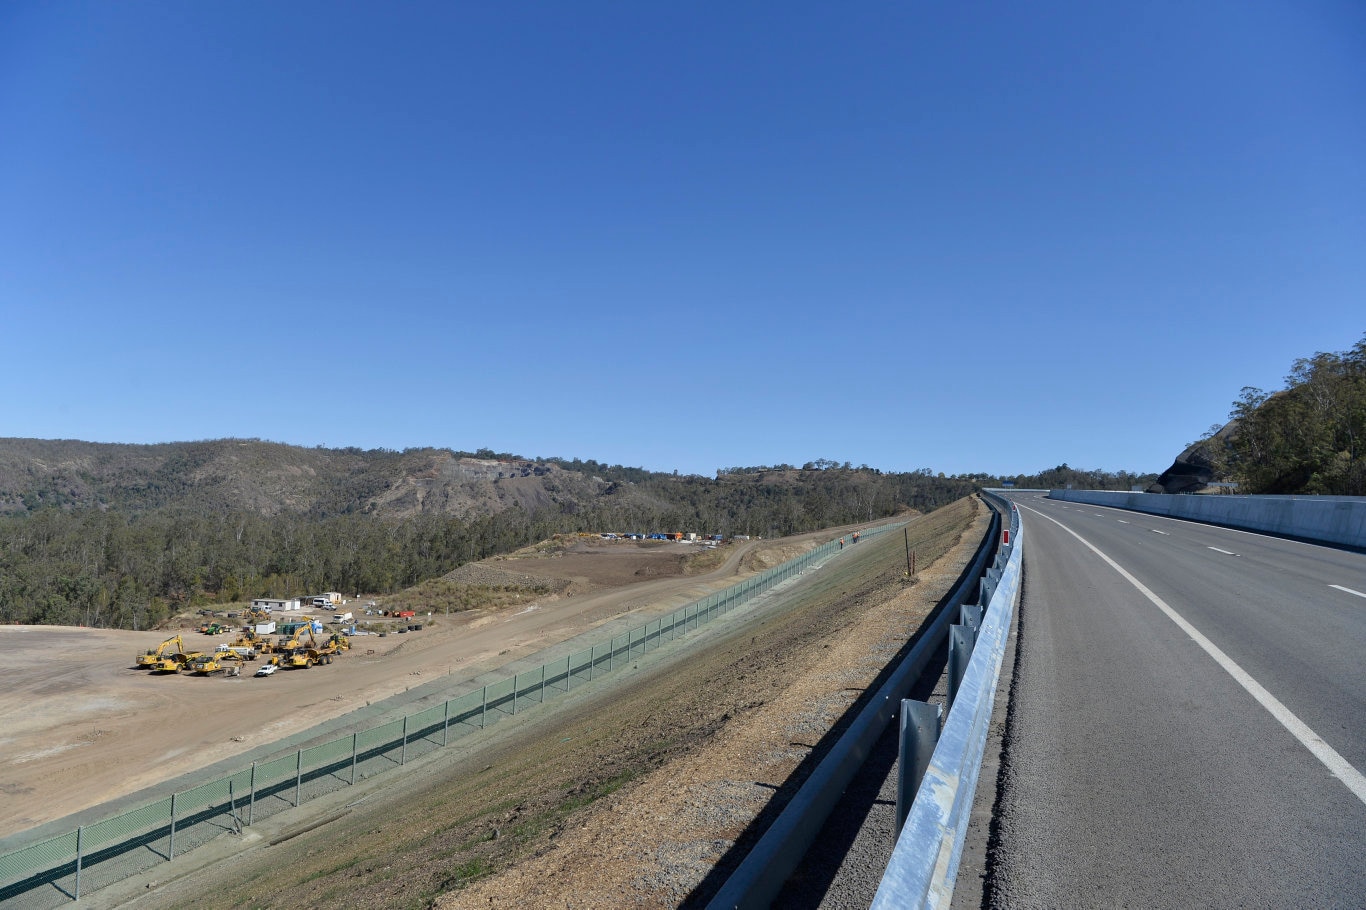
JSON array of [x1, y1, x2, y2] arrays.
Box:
[[960, 603, 983, 636], [351, 732, 359, 784], [947, 624, 976, 707], [294, 750, 303, 807], [895, 701, 942, 838], [74, 825, 83, 900], [168, 792, 178, 860], [401, 716, 409, 765]]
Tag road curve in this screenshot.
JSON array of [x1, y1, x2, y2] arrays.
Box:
[[979, 493, 1366, 909]]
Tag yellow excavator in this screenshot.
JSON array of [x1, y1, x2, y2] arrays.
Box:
[[149, 642, 205, 674], [276, 620, 317, 654], [136, 635, 183, 669], [274, 621, 327, 669], [232, 629, 274, 654]]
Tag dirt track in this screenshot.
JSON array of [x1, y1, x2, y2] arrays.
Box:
[[0, 528, 850, 836]]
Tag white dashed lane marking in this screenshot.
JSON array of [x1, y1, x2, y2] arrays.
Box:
[[1330, 585, 1366, 600]]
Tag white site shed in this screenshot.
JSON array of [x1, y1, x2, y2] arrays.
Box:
[[251, 598, 301, 612]]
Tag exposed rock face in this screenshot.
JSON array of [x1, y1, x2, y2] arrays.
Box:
[[1148, 420, 1239, 493]]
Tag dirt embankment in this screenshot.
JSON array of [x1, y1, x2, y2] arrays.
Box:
[[122, 498, 984, 910]]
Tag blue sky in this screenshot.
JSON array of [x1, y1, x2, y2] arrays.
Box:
[[2, 1, 1363, 477]]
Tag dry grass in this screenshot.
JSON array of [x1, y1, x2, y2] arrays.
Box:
[[379, 578, 557, 614]]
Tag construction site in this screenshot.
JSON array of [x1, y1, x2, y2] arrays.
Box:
[[0, 503, 987, 908], [0, 529, 855, 835]]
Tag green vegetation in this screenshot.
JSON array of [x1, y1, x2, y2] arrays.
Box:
[[1202, 333, 1366, 494]]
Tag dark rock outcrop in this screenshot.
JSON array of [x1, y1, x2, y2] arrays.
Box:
[[1148, 420, 1239, 493]]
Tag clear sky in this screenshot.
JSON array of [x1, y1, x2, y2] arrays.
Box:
[[3, 2, 1363, 478]]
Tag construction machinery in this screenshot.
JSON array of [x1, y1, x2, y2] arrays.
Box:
[[185, 650, 247, 675], [198, 621, 226, 635], [232, 628, 275, 653], [276, 620, 317, 655], [284, 634, 341, 669], [149, 646, 205, 674], [272, 620, 330, 669], [136, 635, 184, 669]]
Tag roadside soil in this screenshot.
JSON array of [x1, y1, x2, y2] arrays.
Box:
[[92, 497, 987, 910], [0, 522, 881, 836]]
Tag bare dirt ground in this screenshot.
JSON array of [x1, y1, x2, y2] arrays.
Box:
[[0, 524, 873, 837], [80, 498, 986, 910]]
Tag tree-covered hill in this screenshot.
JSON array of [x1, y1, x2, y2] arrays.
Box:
[[1200, 333, 1366, 495], [0, 437, 1155, 629]]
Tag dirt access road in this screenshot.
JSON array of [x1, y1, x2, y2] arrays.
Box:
[[83, 498, 985, 910], [0, 526, 858, 837]]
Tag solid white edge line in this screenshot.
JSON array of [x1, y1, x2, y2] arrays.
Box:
[[1330, 584, 1366, 600], [1018, 502, 1366, 807]]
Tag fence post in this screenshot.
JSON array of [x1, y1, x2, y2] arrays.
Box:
[[168, 792, 178, 860], [401, 716, 409, 765], [294, 750, 303, 807], [480, 685, 487, 728], [609, 637, 614, 673], [229, 780, 241, 835], [351, 732, 359, 784], [589, 644, 596, 681], [74, 825, 83, 900], [249, 762, 256, 826], [443, 700, 451, 746], [540, 664, 547, 702]]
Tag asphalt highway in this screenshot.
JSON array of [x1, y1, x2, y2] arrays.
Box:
[[979, 493, 1366, 909]]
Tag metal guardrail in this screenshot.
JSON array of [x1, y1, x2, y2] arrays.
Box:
[[707, 500, 1002, 909], [871, 492, 1021, 909], [0, 523, 901, 907]]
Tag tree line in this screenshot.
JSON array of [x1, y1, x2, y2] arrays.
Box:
[[1210, 333, 1366, 494]]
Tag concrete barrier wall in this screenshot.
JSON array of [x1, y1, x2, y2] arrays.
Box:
[[1047, 490, 1366, 549]]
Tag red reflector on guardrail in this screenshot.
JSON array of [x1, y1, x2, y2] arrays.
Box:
[[1002, 529, 1010, 545]]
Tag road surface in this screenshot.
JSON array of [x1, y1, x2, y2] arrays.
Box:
[[979, 493, 1366, 909]]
